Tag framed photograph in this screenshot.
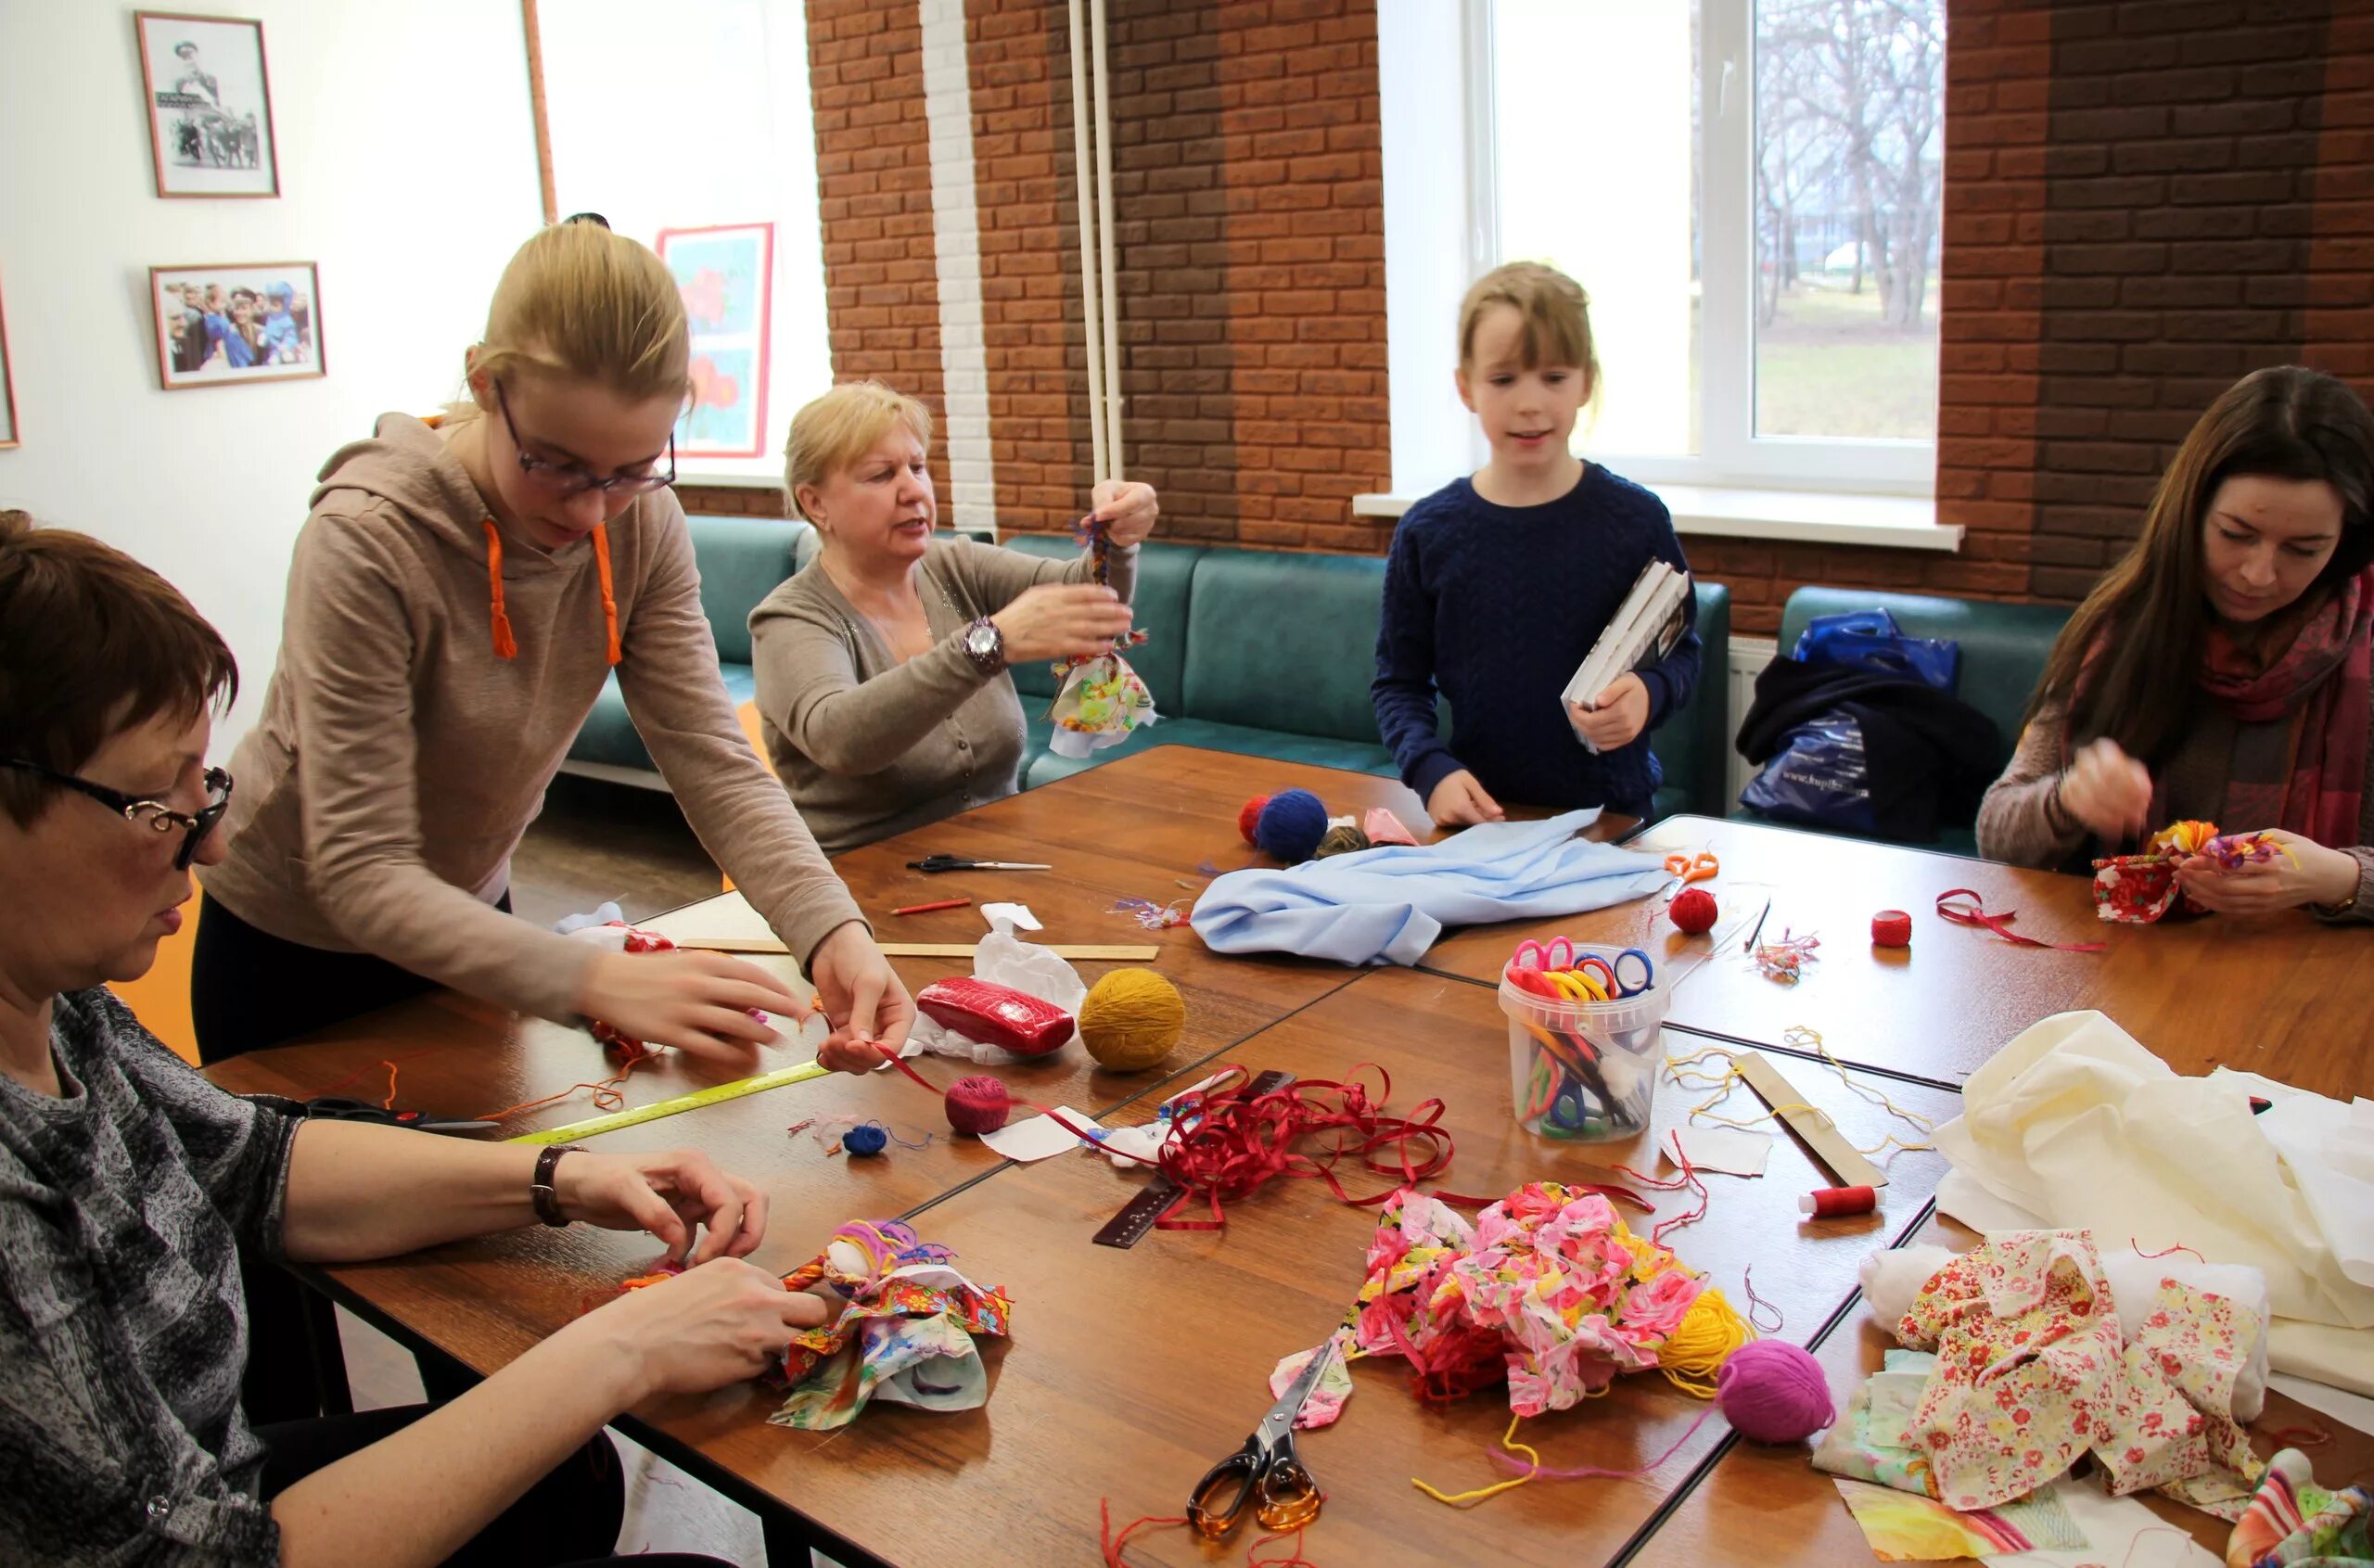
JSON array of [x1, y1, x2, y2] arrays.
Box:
[[134, 12, 280, 198], [657, 223, 773, 459], [149, 263, 325, 390], [0, 269, 17, 449]]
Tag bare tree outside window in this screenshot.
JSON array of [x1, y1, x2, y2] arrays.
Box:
[[1753, 0, 1943, 440]]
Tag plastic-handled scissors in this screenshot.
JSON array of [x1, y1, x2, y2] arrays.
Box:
[[303, 1098, 499, 1134], [1509, 935, 1576, 973], [904, 854, 1053, 873], [1188, 1338, 1335, 1537], [1661, 849, 1718, 897]]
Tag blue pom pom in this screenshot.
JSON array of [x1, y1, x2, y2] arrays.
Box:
[[1254, 787, 1329, 862], [841, 1123, 889, 1157]]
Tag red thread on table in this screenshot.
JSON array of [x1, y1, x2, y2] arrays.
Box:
[[474, 1053, 649, 1123], [1615, 1139, 1709, 1245], [2261, 1421, 2332, 1447], [2115, 1524, 2200, 1568], [1742, 1264, 1784, 1332], [878, 1050, 1643, 1231], [1098, 1500, 1187, 1567], [1935, 888, 2106, 952], [301, 1048, 437, 1103], [1248, 1526, 1321, 1567], [2132, 1237, 2206, 1264]]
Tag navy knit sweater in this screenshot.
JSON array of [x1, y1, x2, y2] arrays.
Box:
[[1371, 465, 1702, 821]]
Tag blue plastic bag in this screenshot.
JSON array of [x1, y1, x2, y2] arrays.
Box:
[[1793, 609, 1959, 694], [1738, 709, 1877, 835]]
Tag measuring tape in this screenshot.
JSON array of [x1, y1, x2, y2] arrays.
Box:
[[506, 1061, 832, 1146]]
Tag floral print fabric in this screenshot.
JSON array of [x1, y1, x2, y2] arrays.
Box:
[[1894, 1230, 2258, 1511], [2227, 1447, 2374, 1567]]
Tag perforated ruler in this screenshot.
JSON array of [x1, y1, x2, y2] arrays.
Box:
[[1092, 1069, 1295, 1247]]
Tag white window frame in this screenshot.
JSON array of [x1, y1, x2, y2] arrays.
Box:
[[1376, 0, 1947, 531]]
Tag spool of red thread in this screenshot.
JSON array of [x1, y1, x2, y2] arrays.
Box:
[[1669, 886, 1719, 935], [1237, 795, 1270, 846], [1799, 1184, 1878, 1217], [1871, 910, 1912, 949], [944, 1076, 1014, 1136]]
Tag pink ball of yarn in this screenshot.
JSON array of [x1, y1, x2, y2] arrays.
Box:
[[944, 1075, 1013, 1136], [1715, 1340, 1834, 1444]]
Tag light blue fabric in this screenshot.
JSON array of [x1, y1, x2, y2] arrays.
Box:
[[1189, 809, 1666, 965]]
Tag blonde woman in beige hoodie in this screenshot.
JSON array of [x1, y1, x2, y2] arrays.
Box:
[[193, 219, 910, 1072]]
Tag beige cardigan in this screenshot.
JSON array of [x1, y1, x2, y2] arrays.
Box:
[[748, 536, 1136, 854]]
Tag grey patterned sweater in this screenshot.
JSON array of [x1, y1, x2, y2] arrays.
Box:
[[0, 988, 299, 1566]]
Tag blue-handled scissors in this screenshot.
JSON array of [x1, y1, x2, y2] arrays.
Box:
[[1188, 1338, 1335, 1537], [1607, 948, 1655, 997]]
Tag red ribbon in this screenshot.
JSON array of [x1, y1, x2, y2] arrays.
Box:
[[1934, 888, 2106, 953]]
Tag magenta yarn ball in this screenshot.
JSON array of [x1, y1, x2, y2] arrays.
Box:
[[1715, 1340, 1835, 1444]]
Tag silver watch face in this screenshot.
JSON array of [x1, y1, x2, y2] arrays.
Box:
[[966, 622, 999, 660]]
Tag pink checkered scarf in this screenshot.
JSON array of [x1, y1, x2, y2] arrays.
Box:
[[2198, 565, 2373, 848]]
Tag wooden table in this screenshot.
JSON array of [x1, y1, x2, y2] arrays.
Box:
[[1632, 1216, 2374, 1567], [1423, 814, 2374, 1097], [200, 753, 2372, 1565]]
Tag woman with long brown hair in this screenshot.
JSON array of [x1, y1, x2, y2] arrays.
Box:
[[1978, 365, 2374, 920]]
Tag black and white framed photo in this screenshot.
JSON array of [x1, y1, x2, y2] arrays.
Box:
[[0, 268, 18, 448], [134, 12, 280, 198], [150, 263, 324, 389]]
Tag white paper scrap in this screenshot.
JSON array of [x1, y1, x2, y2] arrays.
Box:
[[981, 901, 1042, 932], [981, 1107, 1102, 1163], [1667, 1124, 1773, 1178]]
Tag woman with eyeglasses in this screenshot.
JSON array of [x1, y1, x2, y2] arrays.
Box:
[[191, 218, 913, 1069], [0, 511, 830, 1568]]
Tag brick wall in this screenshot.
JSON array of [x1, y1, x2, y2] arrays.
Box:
[[690, 0, 2374, 635]]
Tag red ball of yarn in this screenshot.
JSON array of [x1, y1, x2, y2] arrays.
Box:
[[1237, 795, 1271, 846], [1669, 886, 1719, 935], [944, 1075, 1014, 1136], [1871, 909, 1912, 948]]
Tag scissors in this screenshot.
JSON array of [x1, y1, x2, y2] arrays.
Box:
[[1509, 935, 1576, 973], [1662, 849, 1718, 895], [1190, 1339, 1334, 1537], [303, 1097, 498, 1134], [904, 854, 1053, 873]]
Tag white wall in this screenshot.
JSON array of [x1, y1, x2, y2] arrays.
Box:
[[0, 2, 542, 749]]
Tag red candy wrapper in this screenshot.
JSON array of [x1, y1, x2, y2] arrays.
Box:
[[915, 976, 1075, 1057]]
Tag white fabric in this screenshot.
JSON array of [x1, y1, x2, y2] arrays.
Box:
[[1932, 1011, 2374, 1395]]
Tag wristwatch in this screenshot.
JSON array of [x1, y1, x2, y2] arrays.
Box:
[[961, 617, 1006, 675], [531, 1144, 584, 1227]]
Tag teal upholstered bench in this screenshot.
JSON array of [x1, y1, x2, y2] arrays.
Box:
[[562, 514, 819, 785], [1733, 587, 2074, 855]]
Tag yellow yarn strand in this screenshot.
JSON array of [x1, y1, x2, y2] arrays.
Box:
[[1412, 1413, 1544, 1507], [1662, 1029, 1936, 1162], [1656, 1286, 1755, 1398]]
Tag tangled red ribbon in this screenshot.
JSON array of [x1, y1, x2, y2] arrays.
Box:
[[1934, 888, 2106, 953]]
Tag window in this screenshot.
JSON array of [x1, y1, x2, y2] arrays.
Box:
[[1383, 0, 1944, 501], [530, 0, 830, 484]]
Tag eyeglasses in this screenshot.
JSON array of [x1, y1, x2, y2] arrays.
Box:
[[0, 759, 233, 871], [492, 382, 677, 498]]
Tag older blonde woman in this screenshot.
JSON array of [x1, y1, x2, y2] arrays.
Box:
[[749, 382, 1158, 853]]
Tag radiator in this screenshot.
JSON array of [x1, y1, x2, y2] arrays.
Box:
[[1724, 636, 1776, 809]]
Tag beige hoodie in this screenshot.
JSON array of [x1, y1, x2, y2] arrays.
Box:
[[207, 413, 864, 1021]]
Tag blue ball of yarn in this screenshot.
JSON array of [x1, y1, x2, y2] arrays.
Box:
[[1254, 788, 1330, 862], [841, 1122, 889, 1157]]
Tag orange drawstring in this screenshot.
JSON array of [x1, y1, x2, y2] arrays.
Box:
[[591, 525, 622, 666], [482, 519, 518, 659]]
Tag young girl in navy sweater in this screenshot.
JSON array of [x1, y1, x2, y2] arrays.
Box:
[[1372, 262, 1702, 826]]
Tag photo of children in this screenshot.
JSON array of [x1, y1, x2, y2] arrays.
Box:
[[149, 263, 323, 390], [134, 13, 280, 198]]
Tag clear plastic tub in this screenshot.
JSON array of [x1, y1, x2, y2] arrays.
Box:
[[1497, 947, 1669, 1142]]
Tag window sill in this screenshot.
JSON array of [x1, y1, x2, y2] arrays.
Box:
[[1350, 485, 1961, 554]]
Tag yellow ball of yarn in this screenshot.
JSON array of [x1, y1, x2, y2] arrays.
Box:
[[1079, 968, 1185, 1072], [1657, 1286, 1756, 1398]]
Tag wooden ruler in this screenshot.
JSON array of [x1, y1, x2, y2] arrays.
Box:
[[680, 936, 1159, 962], [506, 1061, 831, 1146], [1731, 1051, 1889, 1190], [1092, 1070, 1295, 1247]]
